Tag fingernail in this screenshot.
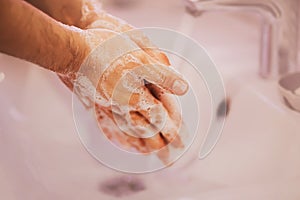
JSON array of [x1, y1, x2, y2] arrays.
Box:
[[172, 79, 188, 94]]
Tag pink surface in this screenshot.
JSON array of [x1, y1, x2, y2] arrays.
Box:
[[1, 0, 300, 199]]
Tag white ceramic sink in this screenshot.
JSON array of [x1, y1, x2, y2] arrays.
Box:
[[1, 0, 300, 199]]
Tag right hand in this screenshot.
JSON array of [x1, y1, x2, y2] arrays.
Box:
[[59, 28, 189, 164]]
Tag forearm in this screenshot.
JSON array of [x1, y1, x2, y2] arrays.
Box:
[[25, 0, 146, 59], [0, 0, 88, 73]]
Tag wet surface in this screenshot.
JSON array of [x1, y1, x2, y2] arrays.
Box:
[[99, 176, 146, 197]]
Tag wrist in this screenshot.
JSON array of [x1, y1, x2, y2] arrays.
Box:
[[57, 25, 90, 74], [59, 27, 118, 75]]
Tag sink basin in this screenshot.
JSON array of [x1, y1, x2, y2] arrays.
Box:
[[1, 0, 300, 199]]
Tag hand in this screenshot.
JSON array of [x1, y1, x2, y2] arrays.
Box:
[[59, 28, 188, 164], [1, 0, 189, 164]]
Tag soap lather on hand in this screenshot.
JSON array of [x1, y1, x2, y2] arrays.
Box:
[[295, 87, 300, 96], [0, 0, 189, 164]]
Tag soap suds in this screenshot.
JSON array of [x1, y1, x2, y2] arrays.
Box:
[[57, 26, 186, 164], [295, 87, 300, 96], [0, 72, 5, 83]]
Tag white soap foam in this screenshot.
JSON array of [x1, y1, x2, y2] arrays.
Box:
[[295, 87, 300, 96], [0, 72, 5, 83]]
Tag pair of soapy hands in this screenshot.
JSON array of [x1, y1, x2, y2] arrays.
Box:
[[1, 0, 189, 164], [60, 12, 190, 163]]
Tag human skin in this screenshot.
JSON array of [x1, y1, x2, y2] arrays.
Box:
[[0, 0, 188, 94], [0, 0, 88, 74], [0, 0, 189, 163]]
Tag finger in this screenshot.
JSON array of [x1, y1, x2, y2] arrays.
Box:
[[146, 83, 184, 148], [143, 133, 170, 164], [111, 58, 186, 147], [125, 30, 171, 66], [136, 62, 189, 95], [128, 86, 183, 149], [96, 105, 150, 153], [108, 106, 170, 158], [128, 86, 167, 132], [156, 146, 170, 165], [105, 90, 163, 142], [140, 45, 185, 148], [127, 110, 159, 138], [97, 103, 170, 160], [161, 119, 184, 148], [95, 52, 169, 138], [96, 103, 171, 163], [108, 105, 156, 139], [146, 83, 181, 124], [129, 88, 181, 149], [131, 85, 182, 148], [87, 14, 170, 65]]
